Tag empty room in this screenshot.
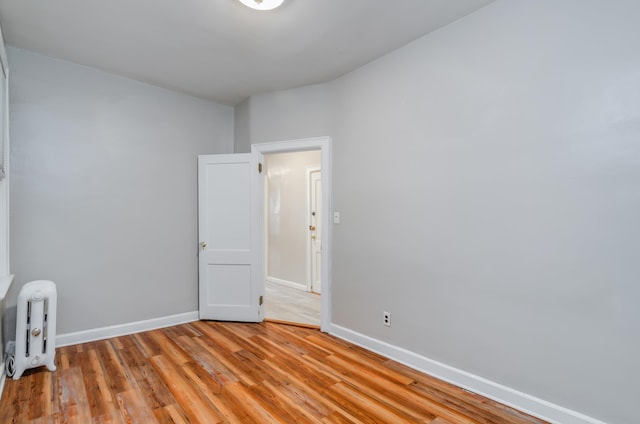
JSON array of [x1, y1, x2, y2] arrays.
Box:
[[0, 0, 637, 423]]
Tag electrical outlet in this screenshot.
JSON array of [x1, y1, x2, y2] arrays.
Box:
[[383, 311, 391, 327]]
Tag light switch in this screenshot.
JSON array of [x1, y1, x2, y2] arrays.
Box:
[[333, 211, 340, 224]]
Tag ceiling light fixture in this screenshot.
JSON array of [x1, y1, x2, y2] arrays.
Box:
[[237, 0, 284, 11]]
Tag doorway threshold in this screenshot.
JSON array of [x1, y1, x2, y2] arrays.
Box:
[[265, 318, 320, 330]]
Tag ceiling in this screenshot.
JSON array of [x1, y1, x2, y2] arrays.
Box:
[[0, 0, 494, 106]]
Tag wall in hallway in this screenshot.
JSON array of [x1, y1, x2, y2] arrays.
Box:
[[265, 150, 321, 288]]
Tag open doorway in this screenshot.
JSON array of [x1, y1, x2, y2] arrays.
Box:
[[253, 137, 332, 331], [263, 150, 321, 327]]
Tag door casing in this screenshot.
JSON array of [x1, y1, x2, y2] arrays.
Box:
[[253, 137, 332, 332]]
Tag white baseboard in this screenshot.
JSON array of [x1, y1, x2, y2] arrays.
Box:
[[266, 276, 307, 291], [0, 368, 5, 401], [329, 324, 606, 424], [56, 311, 199, 347]]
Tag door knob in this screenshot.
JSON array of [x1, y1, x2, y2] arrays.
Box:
[[200, 241, 207, 250]]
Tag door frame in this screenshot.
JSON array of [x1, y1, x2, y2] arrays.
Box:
[[306, 165, 321, 293], [252, 137, 332, 332]]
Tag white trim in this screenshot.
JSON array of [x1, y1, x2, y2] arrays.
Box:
[[56, 311, 199, 347], [252, 137, 332, 332], [266, 276, 307, 291], [0, 28, 9, 276], [0, 23, 7, 79], [330, 324, 607, 424], [0, 368, 5, 401]]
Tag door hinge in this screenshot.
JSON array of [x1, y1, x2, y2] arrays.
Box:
[[258, 162, 263, 173], [259, 295, 264, 306]]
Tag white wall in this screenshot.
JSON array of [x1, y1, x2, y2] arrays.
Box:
[[8, 47, 234, 335], [234, 82, 334, 153], [234, 98, 251, 154], [265, 150, 321, 286], [235, 1, 640, 423]]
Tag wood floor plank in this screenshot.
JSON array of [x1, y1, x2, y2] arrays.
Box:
[[26, 369, 46, 420], [178, 362, 239, 421], [267, 322, 335, 358], [114, 335, 148, 367], [306, 334, 414, 385], [153, 404, 191, 424], [263, 347, 341, 389], [301, 353, 439, 422], [270, 367, 341, 420], [193, 336, 253, 386], [223, 381, 284, 423], [191, 320, 245, 353], [221, 330, 278, 361], [329, 381, 427, 424], [150, 355, 223, 424], [306, 332, 392, 364], [0, 321, 549, 424], [172, 335, 238, 387], [161, 323, 202, 340], [116, 389, 158, 423], [386, 360, 543, 424], [251, 380, 324, 423], [131, 332, 157, 358], [58, 367, 92, 423], [95, 340, 134, 394], [148, 330, 191, 365], [128, 364, 176, 410], [39, 371, 55, 419], [322, 410, 366, 424], [1, 372, 26, 423], [162, 361, 222, 422]]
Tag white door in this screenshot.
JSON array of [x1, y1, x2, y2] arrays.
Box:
[[198, 154, 262, 322], [310, 170, 322, 293]]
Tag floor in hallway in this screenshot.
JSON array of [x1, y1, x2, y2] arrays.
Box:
[[265, 280, 321, 326]]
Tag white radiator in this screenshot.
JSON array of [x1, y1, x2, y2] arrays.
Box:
[[6, 280, 57, 380]]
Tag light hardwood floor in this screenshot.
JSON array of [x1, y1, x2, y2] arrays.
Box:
[[265, 281, 321, 326], [0, 321, 547, 423]]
